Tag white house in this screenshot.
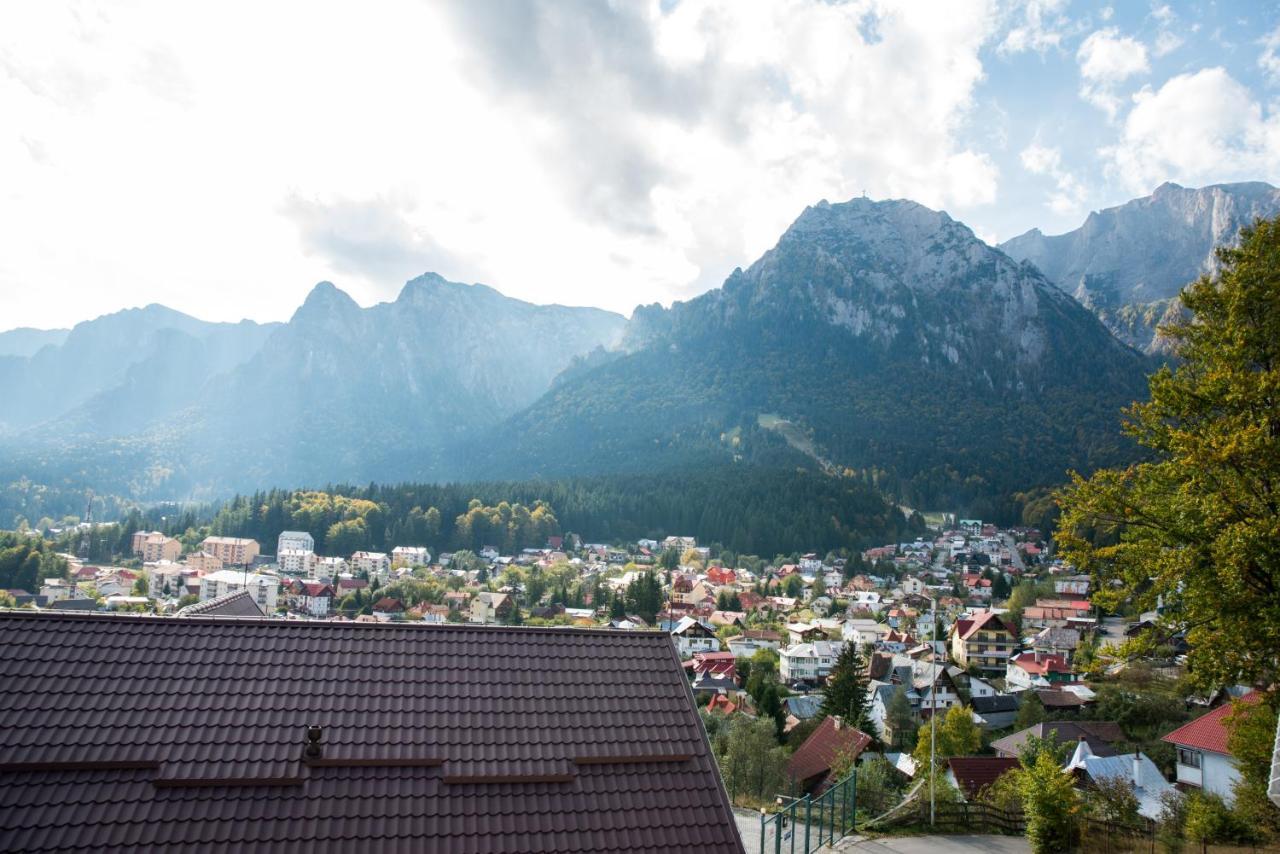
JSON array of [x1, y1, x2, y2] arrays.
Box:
[[669, 617, 720, 658], [843, 618, 890, 646], [277, 531, 314, 556], [314, 556, 349, 578], [198, 569, 279, 613], [1162, 695, 1258, 804], [779, 640, 846, 684]]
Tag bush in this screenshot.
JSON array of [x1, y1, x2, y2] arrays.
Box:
[[1183, 791, 1255, 845], [1019, 752, 1080, 853]]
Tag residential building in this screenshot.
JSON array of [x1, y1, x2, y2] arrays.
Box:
[[786, 716, 872, 793], [175, 589, 264, 618], [277, 548, 316, 576], [315, 556, 349, 578], [147, 563, 191, 599], [1162, 693, 1261, 804], [945, 757, 1021, 800], [949, 610, 1018, 672], [184, 551, 223, 574], [780, 640, 846, 684], [199, 536, 260, 566], [390, 546, 430, 567], [135, 532, 181, 564], [1006, 651, 1075, 690], [670, 616, 720, 658], [276, 530, 314, 556], [198, 569, 278, 613], [0, 611, 743, 852], [1064, 739, 1174, 819], [350, 551, 391, 579], [992, 721, 1125, 760], [469, 591, 514, 624]]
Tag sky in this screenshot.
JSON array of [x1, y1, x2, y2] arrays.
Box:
[[2, 0, 1279, 330]]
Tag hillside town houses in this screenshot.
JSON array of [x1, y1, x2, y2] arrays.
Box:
[[7, 513, 1274, 832]]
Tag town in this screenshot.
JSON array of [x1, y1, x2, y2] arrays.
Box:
[[6, 512, 1275, 850]]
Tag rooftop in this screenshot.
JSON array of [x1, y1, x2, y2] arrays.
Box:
[[1162, 692, 1260, 755], [0, 612, 742, 853]]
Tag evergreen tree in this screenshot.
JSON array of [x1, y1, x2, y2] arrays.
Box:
[[820, 643, 874, 735]]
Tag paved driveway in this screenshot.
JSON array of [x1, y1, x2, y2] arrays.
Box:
[[829, 834, 1030, 853]]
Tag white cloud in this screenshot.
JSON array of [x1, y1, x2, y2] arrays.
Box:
[[1077, 28, 1150, 119], [1102, 67, 1280, 194], [1261, 26, 1280, 85], [1019, 142, 1088, 216], [998, 0, 1070, 55], [0, 0, 1006, 327]]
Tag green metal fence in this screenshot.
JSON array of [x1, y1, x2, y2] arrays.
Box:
[[758, 771, 856, 854]]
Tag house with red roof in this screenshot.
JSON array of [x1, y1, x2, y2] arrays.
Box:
[[1163, 692, 1261, 804], [1006, 651, 1074, 689], [785, 716, 873, 794], [706, 693, 741, 716], [949, 610, 1018, 673], [706, 566, 736, 586]]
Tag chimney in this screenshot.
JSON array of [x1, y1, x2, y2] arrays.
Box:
[[304, 725, 323, 760], [833, 716, 842, 731], [1133, 748, 1141, 790]]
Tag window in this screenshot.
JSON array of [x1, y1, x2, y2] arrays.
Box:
[[1177, 747, 1201, 769]]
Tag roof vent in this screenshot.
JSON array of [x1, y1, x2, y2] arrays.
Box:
[[304, 725, 323, 760]]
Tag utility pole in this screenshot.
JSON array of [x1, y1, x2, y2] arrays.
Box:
[[929, 594, 937, 828]]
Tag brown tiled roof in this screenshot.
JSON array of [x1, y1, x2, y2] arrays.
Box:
[[991, 720, 1125, 759], [175, 589, 264, 618], [785, 716, 872, 791], [946, 757, 1021, 799], [0, 612, 743, 853]]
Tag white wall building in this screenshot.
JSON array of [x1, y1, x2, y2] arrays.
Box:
[[350, 552, 391, 580], [277, 548, 317, 576], [198, 569, 278, 613], [277, 531, 314, 556], [391, 546, 430, 567], [779, 640, 846, 683]]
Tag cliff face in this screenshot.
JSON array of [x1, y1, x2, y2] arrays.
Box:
[[1001, 181, 1280, 352]]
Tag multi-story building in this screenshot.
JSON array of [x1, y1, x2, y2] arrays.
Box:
[[277, 531, 314, 556], [277, 548, 317, 576], [350, 551, 391, 579], [391, 546, 430, 567], [779, 640, 847, 684], [184, 551, 223, 574], [133, 531, 182, 564], [198, 569, 278, 613], [199, 537, 260, 566], [949, 610, 1018, 673], [314, 556, 349, 578], [1163, 693, 1259, 804]]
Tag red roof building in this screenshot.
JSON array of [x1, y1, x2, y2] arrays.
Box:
[[1163, 692, 1261, 756], [785, 716, 872, 794]]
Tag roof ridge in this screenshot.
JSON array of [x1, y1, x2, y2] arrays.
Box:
[[0, 610, 670, 639]]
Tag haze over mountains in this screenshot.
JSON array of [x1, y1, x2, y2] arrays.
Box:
[[1001, 181, 1280, 352], [0, 181, 1270, 512]]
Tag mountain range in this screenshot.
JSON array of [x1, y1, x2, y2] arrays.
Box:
[[1000, 181, 1280, 352], [1, 180, 1271, 514]]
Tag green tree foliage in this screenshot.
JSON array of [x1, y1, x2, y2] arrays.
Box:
[[1018, 751, 1081, 853], [884, 684, 915, 750], [624, 571, 663, 624], [912, 704, 982, 771], [1057, 218, 1280, 689], [0, 533, 68, 591], [1082, 776, 1141, 825], [1224, 694, 1280, 840], [1014, 692, 1046, 730], [820, 643, 875, 735], [1183, 792, 1255, 845], [719, 716, 788, 806]]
